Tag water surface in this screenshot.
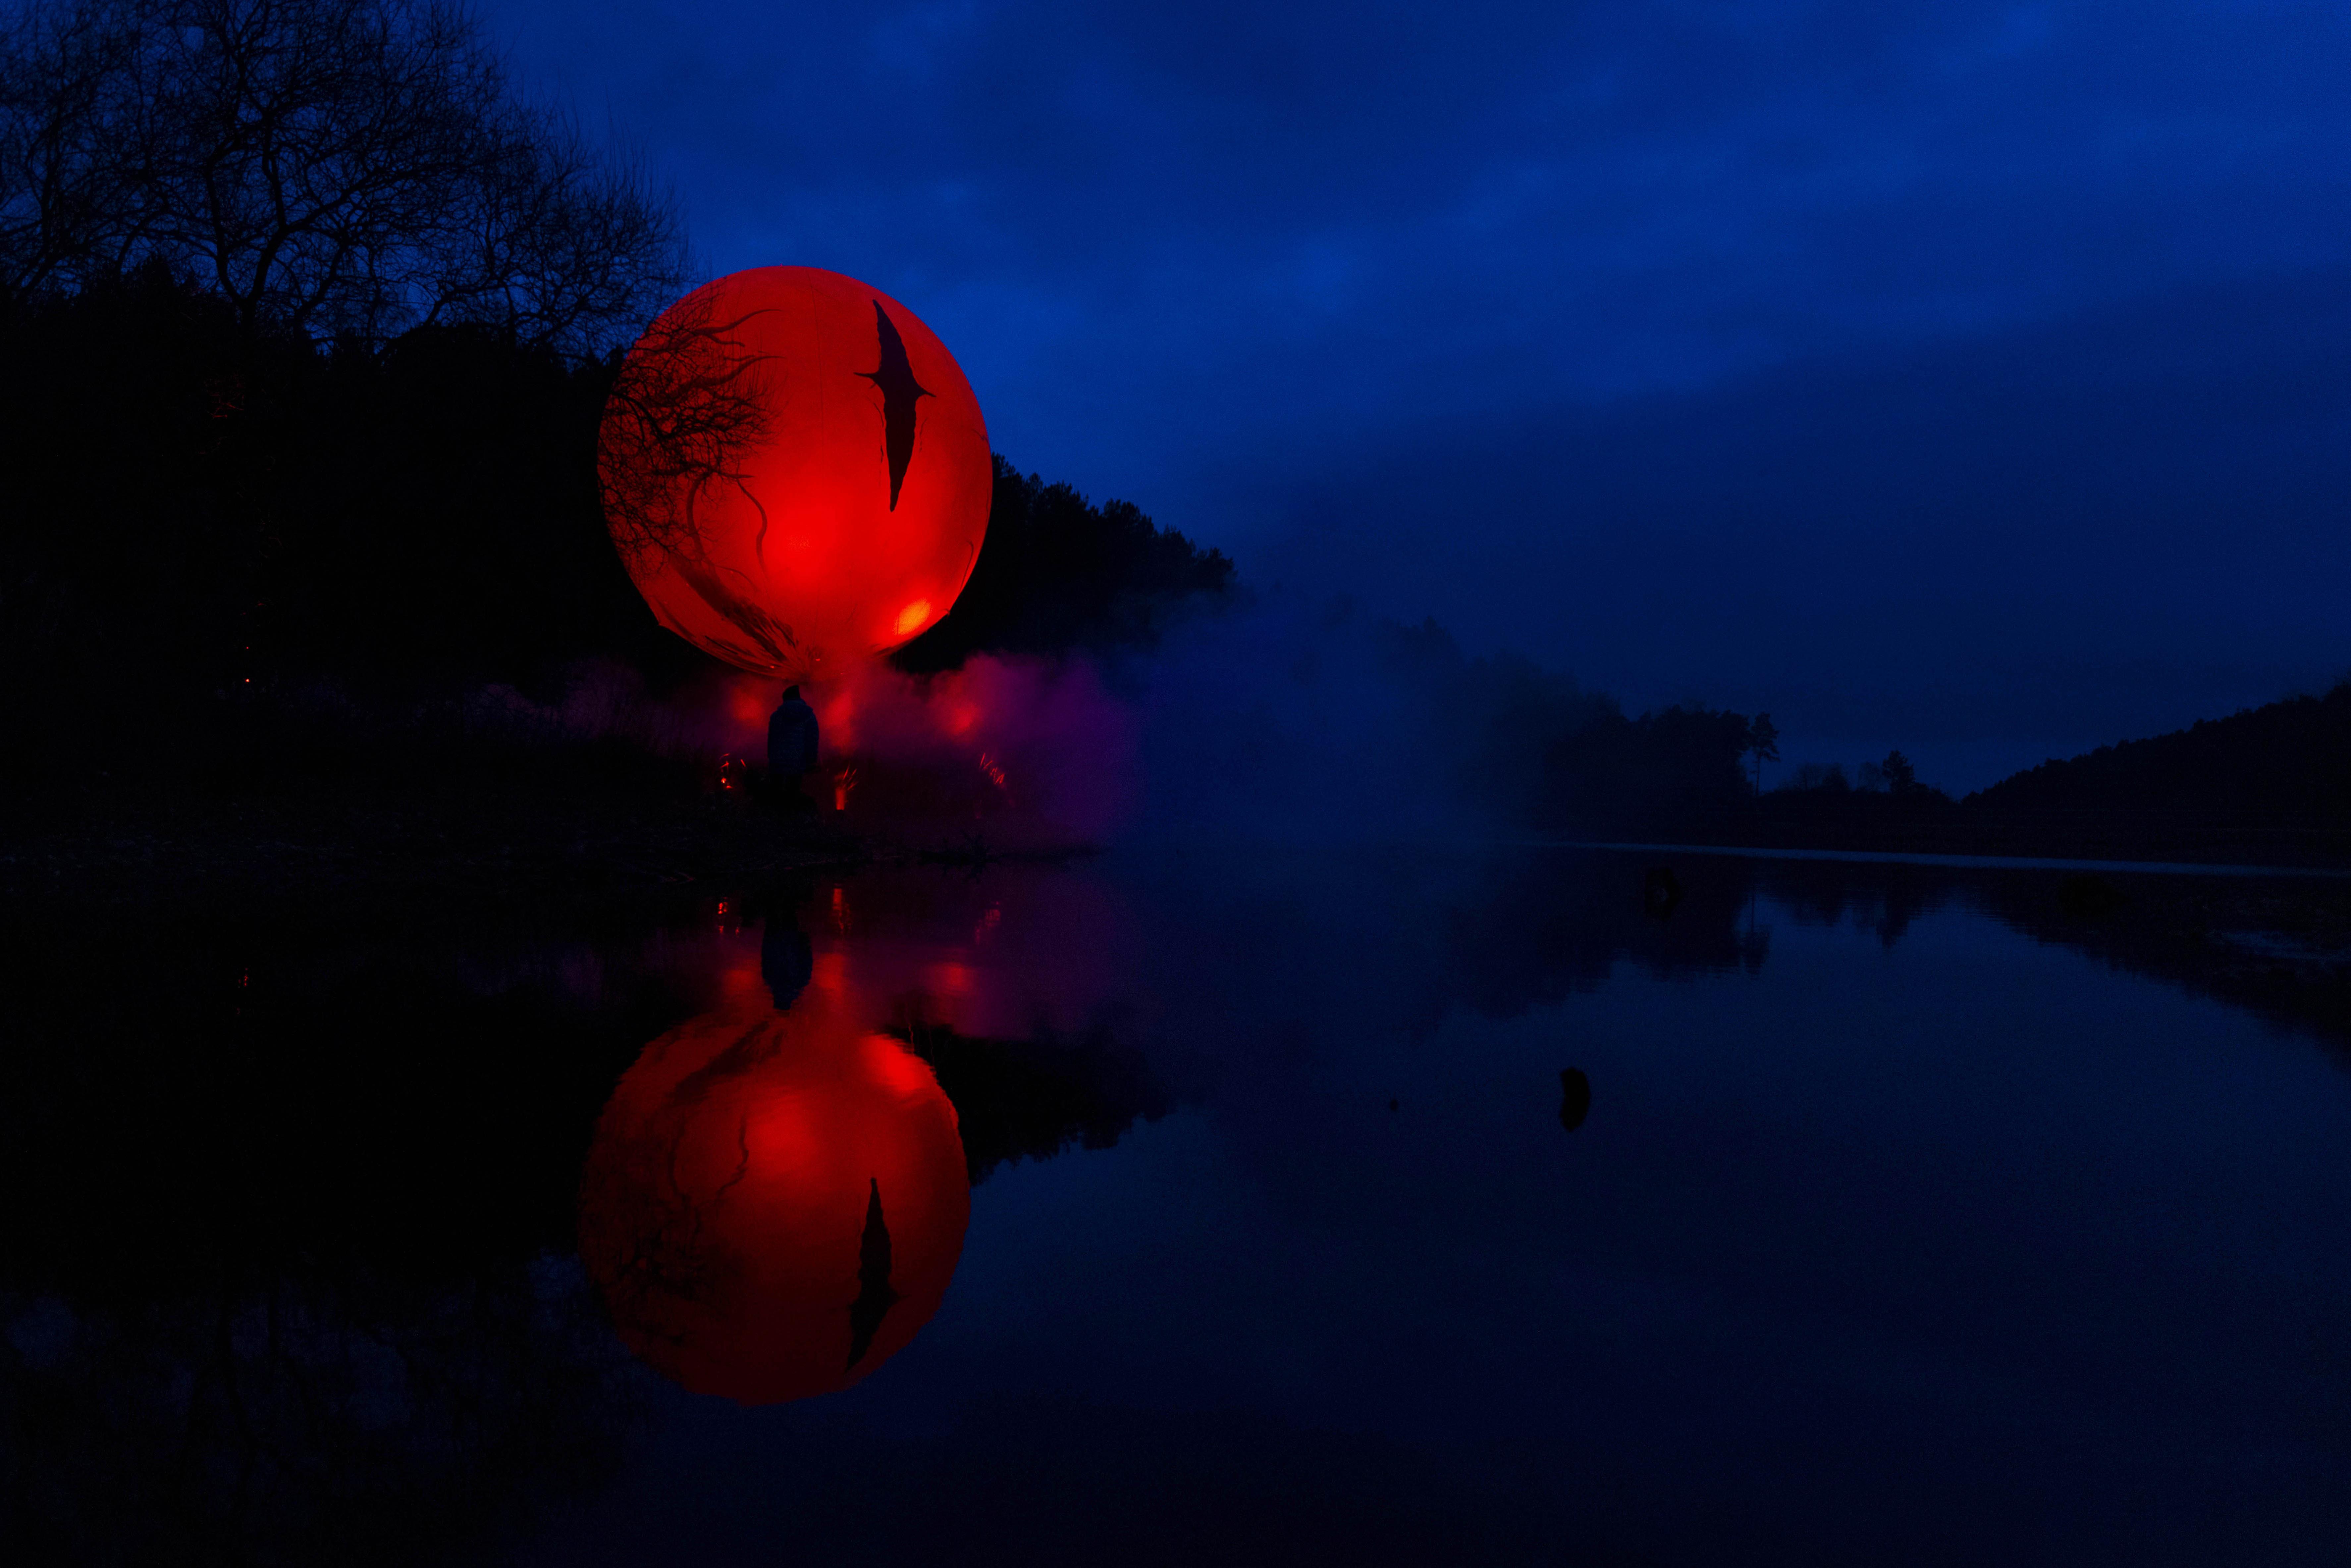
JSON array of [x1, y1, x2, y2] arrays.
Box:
[[4, 847, 2346, 1564]]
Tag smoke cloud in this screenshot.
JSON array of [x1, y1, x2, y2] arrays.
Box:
[[476, 591, 1546, 852]]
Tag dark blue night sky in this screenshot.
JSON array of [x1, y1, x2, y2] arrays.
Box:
[[482, 0, 2351, 792]]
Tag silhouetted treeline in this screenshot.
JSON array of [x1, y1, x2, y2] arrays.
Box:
[[1348, 611, 1888, 840], [1972, 682, 2351, 818], [6, 257, 2337, 867], [0, 268, 1239, 786], [0, 266, 675, 770], [1720, 687, 2351, 866], [892, 458, 1238, 673], [1367, 604, 2346, 864], [1528, 703, 1760, 834], [894, 1017, 1171, 1183], [0, 0, 1246, 806]]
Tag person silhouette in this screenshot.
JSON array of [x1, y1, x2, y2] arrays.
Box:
[[767, 684, 819, 813]]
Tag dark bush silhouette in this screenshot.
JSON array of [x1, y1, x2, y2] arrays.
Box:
[[1532, 702, 1757, 836], [0, 265, 691, 779], [891, 1016, 1172, 1184], [891, 458, 1237, 672]]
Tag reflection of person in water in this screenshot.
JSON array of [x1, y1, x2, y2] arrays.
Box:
[[761, 917, 813, 1010], [766, 684, 819, 813], [575, 1000, 969, 1405]]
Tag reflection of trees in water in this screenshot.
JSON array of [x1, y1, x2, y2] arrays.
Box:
[[1444, 852, 1771, 1021], [580, 1067, 756, 1367], [7, 858, 2344, 1555], [0, 879, 1179, 1552], [1754, 857, 2348, 1059], [1, 1265, 630, 1566], [1968, 873, 2351, 1060], [892, 1016, 1172, 1185], [0, 916, 662, 1564], [1745, 856, 2351, 1059], [1444, 849, 2351, 1064], [1756, 863, 1952, 950]]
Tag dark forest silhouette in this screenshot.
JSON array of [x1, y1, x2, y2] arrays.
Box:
[[1972, 683, 2351, 820], [0, 263, 1238, 780], [891, 459, 1237, 673], [1368, 602, 2347, 863], [7, 255, 2345, 869], [2, 1, 2344, 873], [0, 0, 1237, 811]]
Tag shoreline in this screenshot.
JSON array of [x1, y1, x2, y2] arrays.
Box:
[[0, 780, 868, 913], [1545, 839, 2351, 879], [9, 778, 2350, 914]]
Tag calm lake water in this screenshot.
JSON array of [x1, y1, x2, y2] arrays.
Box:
[[4, 846, 2348, 1565]]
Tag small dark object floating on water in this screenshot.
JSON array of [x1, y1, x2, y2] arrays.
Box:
[[1559, 1068, 1591, 1131], [2057, 873, 2128, 918], [1643, 867, 1681, 918]]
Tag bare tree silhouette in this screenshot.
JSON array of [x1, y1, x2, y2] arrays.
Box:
[[0, 0, 142, 294], [0, 0, 685, 353], [592, 283, 797, 672]]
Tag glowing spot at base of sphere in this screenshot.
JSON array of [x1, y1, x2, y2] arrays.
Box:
[[894, 600, 933, 637]]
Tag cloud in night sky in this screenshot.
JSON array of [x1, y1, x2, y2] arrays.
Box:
[[480, 0, 2351, 789]]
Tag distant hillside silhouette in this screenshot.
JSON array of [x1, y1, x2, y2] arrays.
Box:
[[1970, 682, 2351, 818], [1605, 683, 2351, 867], [1906, 682, 2351, 867], [1449, 667, 2350, 867]]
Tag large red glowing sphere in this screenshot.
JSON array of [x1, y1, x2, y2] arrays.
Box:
[[576, 1002, 970, 1404], [598, 266, 991, 678]]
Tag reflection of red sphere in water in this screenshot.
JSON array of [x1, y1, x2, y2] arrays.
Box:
[[597, 266, 991, 679], [576, 1003, 969, 1404]]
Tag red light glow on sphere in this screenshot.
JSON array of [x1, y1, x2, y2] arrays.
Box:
[[598, 266, 991, 678], [576, 1001, 970, 1405]]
